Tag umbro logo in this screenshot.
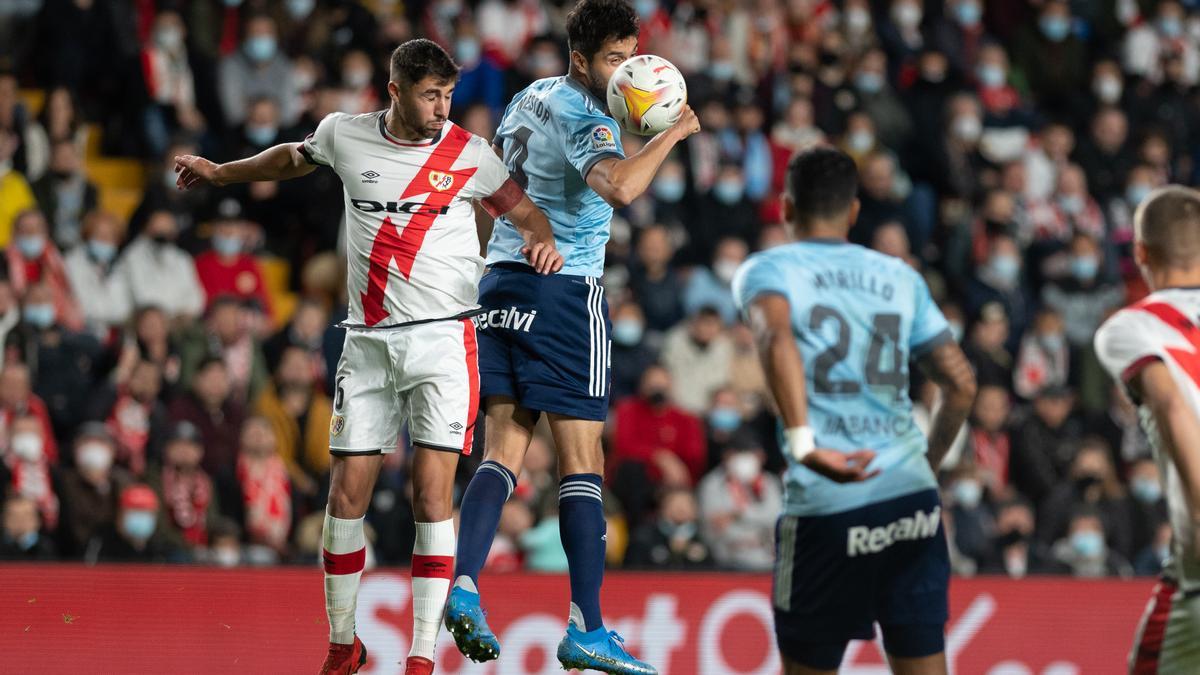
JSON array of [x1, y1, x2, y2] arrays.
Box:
[[449, 422, 463, 430], [361, 170, 380, 183]]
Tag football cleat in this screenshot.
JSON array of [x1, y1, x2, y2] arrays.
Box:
[[444, 585, 500, 663], [318, 636, 368, 675], [556, 623, 657, 675]]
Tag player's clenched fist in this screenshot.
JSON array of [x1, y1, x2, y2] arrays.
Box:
[[174, 154, 223, 189], [670, 105, 701, 140]]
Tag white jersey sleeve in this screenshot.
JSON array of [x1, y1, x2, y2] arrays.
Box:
[[463, 136, 524, 217], [299, 112, 343, 168], [1095, 306, 1167, 388]]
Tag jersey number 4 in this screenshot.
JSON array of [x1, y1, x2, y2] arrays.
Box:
[[503, 126, 534, 189], [809, 305, 906, 397]]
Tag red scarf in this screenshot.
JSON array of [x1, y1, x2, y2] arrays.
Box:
[[972, 429, 1010, 491], [236, 454, 291, 550], [107, 389, 151, 476], [162, 466, 213, 546], [8, 458, 59, 530]]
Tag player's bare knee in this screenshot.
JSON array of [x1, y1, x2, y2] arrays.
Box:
[[326, 487, 369, 519], [411, 484, 453, 522]]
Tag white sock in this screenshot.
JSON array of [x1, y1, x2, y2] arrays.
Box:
[[409, 519, 456, 660], [323, 512, 366, 644]]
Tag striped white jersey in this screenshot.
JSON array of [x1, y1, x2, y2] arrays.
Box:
[[301, 112, 523, 327], [1095, 289, 1200, 591]]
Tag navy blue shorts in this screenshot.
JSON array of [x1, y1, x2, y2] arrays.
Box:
[[773, 489, 949, 670], [475, 263, 611, 421]]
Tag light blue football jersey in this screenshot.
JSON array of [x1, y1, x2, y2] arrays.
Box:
[[732, 240, 953, 517], [486, 76, 625, 277]]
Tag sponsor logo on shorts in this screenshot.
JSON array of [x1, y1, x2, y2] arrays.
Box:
[[449, 421, 463, 435], [472, 306, 538, 333], [846, 506, 940, 557], [330, 414, 345, 437]]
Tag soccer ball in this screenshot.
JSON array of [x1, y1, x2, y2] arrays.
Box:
[[606, 54, 687, 137]]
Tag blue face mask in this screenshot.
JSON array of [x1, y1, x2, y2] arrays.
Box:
[[855, 72, 884, 94], [612, 319, 644, 347], [16, 531, 38, 551], [285, 0, 315, 19], [708, 406, 742, 432], [635, 0, 658, 19], [87, 240, 117, 264], [952, 480, 982, 509], [1159, 17, 1183, 38], [456, 38, 481, 66], [1039, 332, 1064, 352], [710, 61, 736, 81], [16, 235, 45, 259], [245, 124, 277, 147], [987, 253, 1020, 285], [1039, 15, 1071, 42], [653, 177, 686, 203], [713, 180, 744, 205], [222, 0, 243, 6], [1127, 184, 1152, 206], [244, 35, 277, 63], [122, 510, 157, 540], [1059, 195, 1084, 215], [1070, 530, 1104, 558], [23, 303, 55, 329], [1131, 477, 1163, 504], [1070, 255, 1099, 282], [848, 130, 874, 153], [955, 1, 981, 27], [977, 64, 1006, 88], [213, 235, 242, 257]]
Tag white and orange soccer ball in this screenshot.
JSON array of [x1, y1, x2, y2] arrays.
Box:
[[606, 54, 687, 137]]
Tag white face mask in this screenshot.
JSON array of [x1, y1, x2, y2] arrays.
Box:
[[214, 546, 240, 567], [77, 442, 114, 473], [727, 453, 762, 483], [11, 432, 43, 462], [714, 259, 740, 284]]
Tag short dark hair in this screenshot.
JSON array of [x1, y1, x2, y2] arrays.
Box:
[[785, 147, 860, 225], [1137, 185, 1200, 267], [566, 0, 639, 61], [389, 38, 459, 87]]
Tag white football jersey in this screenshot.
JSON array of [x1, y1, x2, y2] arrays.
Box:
[[1095, 288, 1200, 591], [301, 112, 522, 327]]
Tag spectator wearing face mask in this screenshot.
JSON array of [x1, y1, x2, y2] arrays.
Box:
[[114, 210, 206, 323], [932, 93, 987, 202], [965, 385, 1013, 492], [30, 139, 98, 248], [1, 414, 59, 532], [1049, 509, 1133, 578], [1088, 60, 1128, 117], [64, 210, 131, 338], [145, 422, 217, 552], [58, 423, 133, 557], [852, 151, 921, 249], [217, 14, 298, 128], [878, 0, 928, 75], [966, 234, 1029, 354], [1011, 0, 1088, 119], [1107, 164, 1164, 265], [930, 0, 990, 79], [647, 159, 690, 227], [216, 416, 293, 558], [1122, 0, 1200, 87], [697, 432, 780, 571], [449, 24, 506, 119], [980, 498, 1052, 578], [1038, 438, 1136, 559], [6, 209, 84, 332], [91, 483, 183, 563], [661, 306, 734, 415], [1073, 107, 1135, 206], [704, 388, 747, 466], [0, 495, 57, 560], [86, 359, 169, 477], [624, 487, 713, 570], [336, 49, 381, 116], [610, 366, 707, 526], [962, 302, 1013, 389], [194, 216, 272, 324], [140, 10, 202, 159], [1125, 457, 1169, 557], [609, 301, 658, 402], [944, 465, 995, 569], [128, 140, 210, 245], [852, 48, 913, 153], [682, 164, 759, 267], [683, 237, 747, 325], [206, 517, 245, 568], [0, 362, 57, 463], [1014, 308, 1070, 401]]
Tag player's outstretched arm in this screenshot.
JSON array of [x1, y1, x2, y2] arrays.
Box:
[[916, 341, 977, 471], [500, 195, 563, 275], [585, 105, 701, 208], [1135, 362, 1200, 549], [748, 293, 879, 484], [174, 143, 316, 190]]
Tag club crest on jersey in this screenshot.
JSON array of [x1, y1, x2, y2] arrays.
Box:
[[591, 125, 616, 150], [428, 171, 455, 191]]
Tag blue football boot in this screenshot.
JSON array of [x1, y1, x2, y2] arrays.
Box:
[[443, 581, 500, 663]]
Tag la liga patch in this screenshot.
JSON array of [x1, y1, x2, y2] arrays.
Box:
[[591, 125, 617, 150]]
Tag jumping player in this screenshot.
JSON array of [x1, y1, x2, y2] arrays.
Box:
[[733, 147, 977, 674], [174, 39, 562, 675], [1094, 186, 1200, 674], [442, 1, 698, 673]]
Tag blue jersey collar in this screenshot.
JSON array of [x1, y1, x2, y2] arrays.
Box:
[[562, 75, 609, 113]]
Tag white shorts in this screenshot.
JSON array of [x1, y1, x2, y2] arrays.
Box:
[[329, 318, 479, 455], [1130, 578, 1200, 674]]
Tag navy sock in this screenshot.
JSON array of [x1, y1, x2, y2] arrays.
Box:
[[558, 473, 606, 632], [453, 460, 515, 588]]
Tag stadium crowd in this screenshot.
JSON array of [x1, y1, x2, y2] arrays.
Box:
[[0, 0, 1192, 579]]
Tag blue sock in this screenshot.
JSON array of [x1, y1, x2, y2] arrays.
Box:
[[453, 460, 515, 589], [558, 473, 606, 632]]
